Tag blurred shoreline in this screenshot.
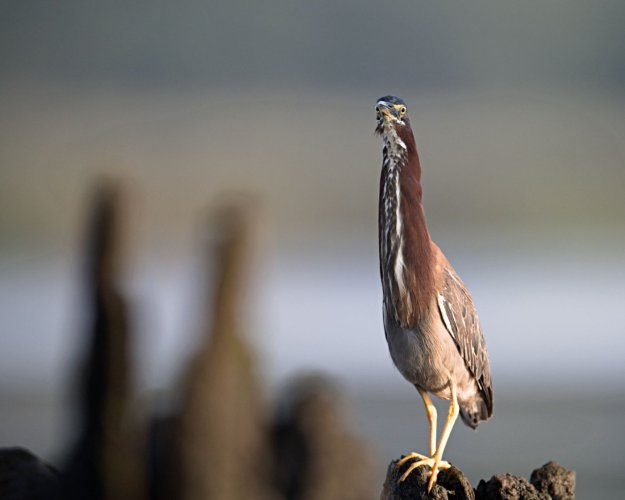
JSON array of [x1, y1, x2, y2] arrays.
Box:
[[2, 383, 623, 499]]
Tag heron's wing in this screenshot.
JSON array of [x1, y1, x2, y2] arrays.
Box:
[[436, 266, 493, 411]]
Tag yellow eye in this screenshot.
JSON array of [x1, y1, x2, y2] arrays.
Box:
[[399, 106, 407, 116]]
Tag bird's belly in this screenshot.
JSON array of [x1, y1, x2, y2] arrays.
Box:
[[384, 309, 475, 401]]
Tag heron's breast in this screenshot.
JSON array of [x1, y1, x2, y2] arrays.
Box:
[[384, 307, 476, 400]]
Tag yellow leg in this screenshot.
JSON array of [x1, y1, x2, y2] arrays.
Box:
[[417, 387, 437, 456], [397, 388, 451, 484], [396, 388, 437, 471], [427, 382, 459, 492], [397, 383, 459, 491]]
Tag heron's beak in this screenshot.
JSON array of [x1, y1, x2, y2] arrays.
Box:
[[376, 102, 395, 121]]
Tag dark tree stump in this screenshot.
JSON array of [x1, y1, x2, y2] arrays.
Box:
[[381, 458, 475, 500], [475, 473, 548, 500], [382, 456, 575, 500], [530, 462, 575, 500], [0, 447, 63, 500]]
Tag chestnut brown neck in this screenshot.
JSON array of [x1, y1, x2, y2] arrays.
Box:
[[379, 124, 436, 326]]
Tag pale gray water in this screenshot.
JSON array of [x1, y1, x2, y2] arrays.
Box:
[[1, 238, 624, 499], [1, 249, 624, 391]]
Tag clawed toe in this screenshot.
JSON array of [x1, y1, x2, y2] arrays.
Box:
[[396, 451, 430, 468], [397, 454, 451, 490]]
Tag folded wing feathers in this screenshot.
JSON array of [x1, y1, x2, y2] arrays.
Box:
[[437, 268, 491, 395]]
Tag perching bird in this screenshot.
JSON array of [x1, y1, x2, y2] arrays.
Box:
[[375, 96, 493, 491]]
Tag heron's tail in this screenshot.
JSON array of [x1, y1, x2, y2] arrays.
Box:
[[460, 398, 490, 430]]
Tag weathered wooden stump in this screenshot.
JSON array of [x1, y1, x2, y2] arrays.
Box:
[[62, 180, 146, 500], [272, 376, 376, 500], [175, 199, 274, 500]]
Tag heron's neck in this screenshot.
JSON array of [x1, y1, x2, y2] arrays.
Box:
[[379, 132, 435, 326]]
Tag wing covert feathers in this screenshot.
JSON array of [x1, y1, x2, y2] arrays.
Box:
[[437, 267, 493, 416]]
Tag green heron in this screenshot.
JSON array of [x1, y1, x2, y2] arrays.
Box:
[[375, 96, 493, 491]]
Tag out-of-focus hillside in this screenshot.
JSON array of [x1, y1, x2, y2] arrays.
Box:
[[2, 86, 624, 258], [2, 0, 624, 255]]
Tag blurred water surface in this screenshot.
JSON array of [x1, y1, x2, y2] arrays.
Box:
[[1, 245, 624, 498]]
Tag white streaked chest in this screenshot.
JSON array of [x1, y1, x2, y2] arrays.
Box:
[[381, 136, 408, 304]]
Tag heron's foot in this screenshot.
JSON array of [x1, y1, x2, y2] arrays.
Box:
[[396, 451, 431, 468], [397, 454, 451, 491], [426, 458, 449, 492]]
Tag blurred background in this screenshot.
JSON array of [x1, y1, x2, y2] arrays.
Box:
[[1, 1, 624, 498]]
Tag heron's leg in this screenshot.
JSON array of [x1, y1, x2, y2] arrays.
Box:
[[426, 381, 459, 492], [417, 387, 437, 456], [397, 389, 450, 484], [396, 388, 437, 470]]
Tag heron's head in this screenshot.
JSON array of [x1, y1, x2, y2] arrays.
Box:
[[375, 96, 412, 156], [375, 95, 410, 136]]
